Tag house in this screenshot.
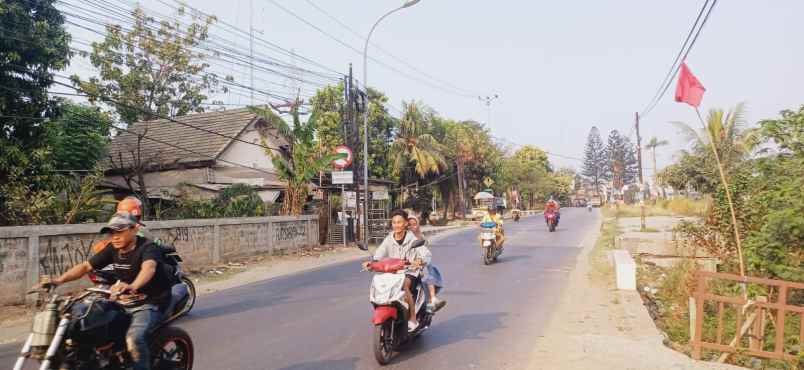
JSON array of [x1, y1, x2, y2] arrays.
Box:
[[103, 108, 290, 203]]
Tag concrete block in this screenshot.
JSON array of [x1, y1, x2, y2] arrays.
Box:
[[611, 249, 636, 290]]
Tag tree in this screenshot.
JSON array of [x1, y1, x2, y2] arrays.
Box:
[[48, 102, 113, 170], [604, 130, 639, 189], [672, 103, 758, 176], [0, 0, 71, 225], [0, 0, 71, 145], [582, 126, 606, 195], [390, 101, 446, 178], [250, 105, 342, 215], [308, 85, 345, 156], [645, 136, 669, 190], [73, 6, 225, 125], [444, 120, 496, 216]]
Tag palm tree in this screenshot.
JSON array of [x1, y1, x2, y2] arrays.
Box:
[[389, 101, 446, 178], [672, 103, 759, 173], [645, 137, 669, 196]]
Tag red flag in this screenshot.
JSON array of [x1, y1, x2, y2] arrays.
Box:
[[675, 62, 706, 107]]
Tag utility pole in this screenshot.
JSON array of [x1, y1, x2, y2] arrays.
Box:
[[635, 112, 646, 231]]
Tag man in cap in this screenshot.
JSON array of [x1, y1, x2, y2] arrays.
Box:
[[34, 212, 170, 370]]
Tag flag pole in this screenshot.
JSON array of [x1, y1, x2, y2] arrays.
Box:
[[694, 107, 745, 277]]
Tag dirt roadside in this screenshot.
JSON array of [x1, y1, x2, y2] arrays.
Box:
[[0, 224, 470, 345], [527, 214, 742, 370]]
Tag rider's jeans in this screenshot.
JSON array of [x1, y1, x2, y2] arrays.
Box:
[[125, 304, 160, 370]]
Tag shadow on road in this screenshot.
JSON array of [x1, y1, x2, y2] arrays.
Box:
[[394, 312, 508, 364], [276, 357, 359, 370], [186, 294, 291, 321], [493, 254, 531, 264]]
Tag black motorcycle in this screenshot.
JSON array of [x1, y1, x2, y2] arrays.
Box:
[[13, 285, 193, 370]]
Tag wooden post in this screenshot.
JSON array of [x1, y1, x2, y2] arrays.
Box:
[[693, 272, 706, 360], [774, 286, 788, 355]]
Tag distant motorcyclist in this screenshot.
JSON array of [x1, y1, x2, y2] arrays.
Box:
[[481, 206, 505, 247], [544, 196, 561, 225], [362, 209, 432, 332]]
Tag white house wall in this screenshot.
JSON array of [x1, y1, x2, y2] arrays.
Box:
[[217, 128, 278, 171]]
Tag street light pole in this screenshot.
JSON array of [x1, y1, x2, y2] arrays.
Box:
[[361, 0, 421, 246]]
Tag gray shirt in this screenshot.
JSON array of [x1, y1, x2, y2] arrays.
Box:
[[373, 231, 432, 264]]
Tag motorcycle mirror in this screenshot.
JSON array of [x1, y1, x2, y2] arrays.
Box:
[[411, 239, 426, 248]]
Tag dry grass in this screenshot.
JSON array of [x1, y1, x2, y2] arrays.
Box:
[[609, 198, 708, 219], [589, 207, 620, 282]]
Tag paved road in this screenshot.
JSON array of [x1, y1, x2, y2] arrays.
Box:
[[2, 208, 599, 370]]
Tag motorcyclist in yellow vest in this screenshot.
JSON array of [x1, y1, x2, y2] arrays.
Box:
[[481, 207, 505, 247]]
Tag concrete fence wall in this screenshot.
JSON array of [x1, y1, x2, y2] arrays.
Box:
[[0, 215, 318, 304]]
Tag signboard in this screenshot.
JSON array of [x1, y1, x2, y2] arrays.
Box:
[[372, 191, 389, 200], [332, 145, 353, 169], [344, 191, 357, 208], [483, 176, 495, 188], [332, 171, 354, 185]]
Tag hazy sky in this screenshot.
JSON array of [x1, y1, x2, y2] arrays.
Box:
[[62, 0, 804, 172]]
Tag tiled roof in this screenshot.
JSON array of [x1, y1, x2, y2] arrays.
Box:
[[105, 108, 258, 170]]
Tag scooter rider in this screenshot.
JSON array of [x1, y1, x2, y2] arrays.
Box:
[[482, 206, 505, 247], [362, 209, 432, 332], [34, 212, 171, 370], [544, 196, 561, 225]]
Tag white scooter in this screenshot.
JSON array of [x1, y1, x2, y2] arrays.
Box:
[[364, 239, 434, 365]]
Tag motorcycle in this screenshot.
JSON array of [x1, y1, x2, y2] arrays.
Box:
[[479, 222, 503, 265], [13, 284, 193, 370], [365, 239, 433, 365], [512, 210, 521, 222], [545, 210, 558, 232]]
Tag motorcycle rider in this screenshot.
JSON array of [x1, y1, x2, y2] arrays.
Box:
[[363, 209, 432, 332], [34, 212, 171, 370], [481, 206, 505, 247], [544, 196, 561, 225], [407, 214, 446, 314]]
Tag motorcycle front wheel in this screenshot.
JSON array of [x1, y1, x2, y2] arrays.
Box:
[[549, 222, 556, 232], [373, 321, 394, 365], [151, 326, 194, 370], [483, 245, 494, 265]]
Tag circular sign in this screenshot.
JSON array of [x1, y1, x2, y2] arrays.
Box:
[[332, 145, 353, 169]]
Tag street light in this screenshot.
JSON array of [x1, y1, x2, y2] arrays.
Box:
[[361, 0, 421, 248]]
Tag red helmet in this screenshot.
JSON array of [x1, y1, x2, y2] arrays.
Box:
[[116, 196, 143, 219]]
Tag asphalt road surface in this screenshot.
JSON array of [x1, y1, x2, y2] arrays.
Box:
[[2, 208, 600, 370]]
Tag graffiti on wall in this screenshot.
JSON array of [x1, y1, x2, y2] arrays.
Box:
[[39, 237, 95, 277], [0, 239, 28, 282], [275, 222, 307, 242]]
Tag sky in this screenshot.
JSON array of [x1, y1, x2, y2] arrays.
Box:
[[61, 0, 804, 173]]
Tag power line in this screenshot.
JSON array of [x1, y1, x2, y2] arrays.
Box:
[[640, 0, 718, 118], [266, 0, 477, 99], [46, 74, 290, 153], [302, 0, 480, 97]]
